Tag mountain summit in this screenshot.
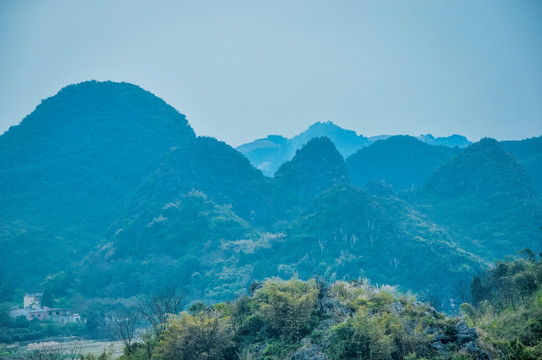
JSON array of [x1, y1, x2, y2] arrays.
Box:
[[0, 81, 195, 283]]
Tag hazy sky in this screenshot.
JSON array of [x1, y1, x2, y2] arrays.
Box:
[[1, 0, 541, 146]]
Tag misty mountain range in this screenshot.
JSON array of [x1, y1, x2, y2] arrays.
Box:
[[1, 81, 541, 309], [236, 121, 472, 177]]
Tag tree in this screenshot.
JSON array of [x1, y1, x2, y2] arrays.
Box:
[[471, 276, 486, 306], [85, 302, 107, 338], [25, 341, 81, 360], [518, 248, 536, 262], [138, 285, 184, 335], [41, 271, 73, 299], [158, 311, 234, 360], [0, 261, 14, 301], [326, 311, 392, 360], [460, 303, 479, 326], [454, 279, 471, 304], [109, 306, 139, 359], [255, 279, 318, 341], [41, 289, 54, 308]]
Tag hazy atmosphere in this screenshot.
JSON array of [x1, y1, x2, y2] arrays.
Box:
[[2, 2, 542, 359], [1, 0, 541, 146]]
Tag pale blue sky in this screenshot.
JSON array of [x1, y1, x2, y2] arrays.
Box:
[[1, 0, 541, 146]]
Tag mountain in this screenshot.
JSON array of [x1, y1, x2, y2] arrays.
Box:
[[81, 137, 352, 299], [236, 121, 370, 176], [0, 81, 195, 285], [370, 134, 471, 148], [119, 136, 284, 227], [417, 133, 471, 148], [269, 185, 484, 302], [415, 138, 542, 260], [82, 136, 482, 305], [237, 122, 471, 177], [2, 80, 540, 316], [501, 136, 542, 198], [80, 191, 260, 299], [345, 136, 461, 191], [274, 137, 350, 206]]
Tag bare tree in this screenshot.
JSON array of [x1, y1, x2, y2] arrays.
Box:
[[248, 281, 262, 296], [138, 285, 184, 335], [25, 341, 82, 360], [109, 306, 140, 358], [0, 261, 13, 300], [454, 279, 471, 304]]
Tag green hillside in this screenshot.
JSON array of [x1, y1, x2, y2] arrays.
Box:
[[415, 138, 542, 261], [0, 81, 195, 286], [0, 81, 540, 331], [346, 136, 461, 191], [502, 136, 542, 199], [275, 137, 351, 207], [277, 186, 484, 302]]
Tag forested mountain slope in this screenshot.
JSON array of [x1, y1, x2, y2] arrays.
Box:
[[346, 135, 461, 191], [274, 137, 351, 207], [413, 138, 542, 261], [0, 81, 195, 285], [502, 135, 542, 198], [1, 80, 540, 316]]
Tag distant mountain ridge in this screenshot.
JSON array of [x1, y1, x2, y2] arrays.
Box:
[[237, 121, 471, 176]]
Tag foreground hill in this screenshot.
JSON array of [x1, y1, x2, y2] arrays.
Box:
[[0, 81, 195, 284]]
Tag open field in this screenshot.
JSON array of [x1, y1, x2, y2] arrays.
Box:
[[2, 339, 125, 359]]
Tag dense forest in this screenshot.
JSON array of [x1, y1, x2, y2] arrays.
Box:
[[0, 81, 541, 359]]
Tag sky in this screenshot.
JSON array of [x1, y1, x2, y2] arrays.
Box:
[[0, 0, 541, 147]]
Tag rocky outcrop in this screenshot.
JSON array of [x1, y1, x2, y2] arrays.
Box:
[[291, 339, 325, 360], [430, 321, 491, 360], [319, 297, 353, 328]]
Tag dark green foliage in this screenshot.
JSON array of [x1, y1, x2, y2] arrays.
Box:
[[80, 191, 258, 299], [275, 185, 483, 306], [41, 289, 54, 308], [42, 271, 73, 300], [0, 80, 195, 286], [416, 138, 542, 261], [502, 135, 542, 199], [461, 256, 542, 359], [123, 136, 283, 227], [470, 276, 486, 306], [346, 135, 460, 191], [1, 81, 541, 340], [275, 136, 350, 207]]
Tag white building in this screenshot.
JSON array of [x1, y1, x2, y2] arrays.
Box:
[[24, 293, 43, 309]]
